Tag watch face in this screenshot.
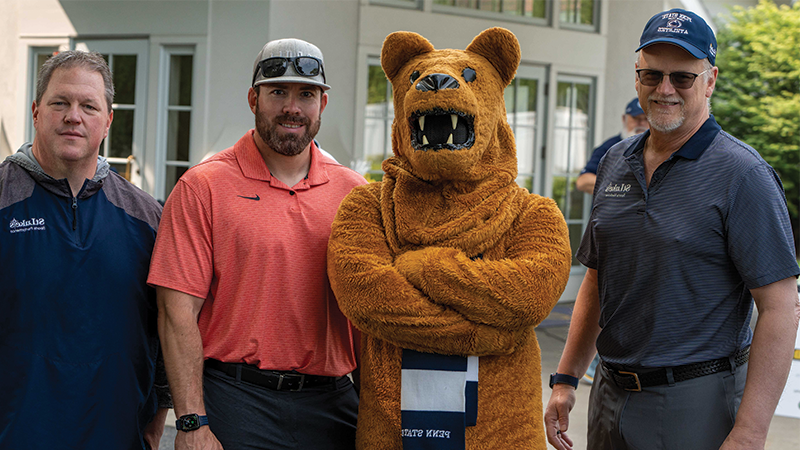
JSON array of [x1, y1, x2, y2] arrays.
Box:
[[183, 416, 199, 429], [178, 414, 200, 431]]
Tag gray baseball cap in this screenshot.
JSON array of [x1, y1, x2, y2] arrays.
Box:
[[252, 38, 330, 91]]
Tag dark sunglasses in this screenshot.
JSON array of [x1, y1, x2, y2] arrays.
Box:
[[636, 68, 711, 89], [252, 56, 325, 86]]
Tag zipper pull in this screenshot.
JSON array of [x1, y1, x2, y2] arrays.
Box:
[[72, 197, 78, 231]]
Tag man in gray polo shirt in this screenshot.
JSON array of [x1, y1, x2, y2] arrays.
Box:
[[545, 8, 800, 450]]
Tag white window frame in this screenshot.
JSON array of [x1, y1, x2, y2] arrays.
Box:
[[154, 45, 196, 201]]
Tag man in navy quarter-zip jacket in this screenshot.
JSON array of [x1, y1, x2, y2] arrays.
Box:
[[0, 50, 171, 450]]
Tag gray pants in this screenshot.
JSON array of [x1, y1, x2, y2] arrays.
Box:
[[588, 361, 747, 450], [203, 365, 358, 450]]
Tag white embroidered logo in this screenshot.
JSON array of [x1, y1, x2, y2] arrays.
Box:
[[658, 12, 693, 35], [9, 217, 46, 233], [604, 183, 632, 198]]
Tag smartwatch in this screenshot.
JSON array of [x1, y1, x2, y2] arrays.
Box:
[[549, 373, 579, 389], [175, 413, 209, 432]]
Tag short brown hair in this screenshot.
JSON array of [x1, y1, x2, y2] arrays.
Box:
[[36, 50, 115, 112]]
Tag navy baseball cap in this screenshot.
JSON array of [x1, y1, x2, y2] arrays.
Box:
[[625, 98, 644, 117], [636, 9, 717, 65]]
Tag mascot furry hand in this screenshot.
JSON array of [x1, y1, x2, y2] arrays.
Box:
[[328, 28, 571, 450]]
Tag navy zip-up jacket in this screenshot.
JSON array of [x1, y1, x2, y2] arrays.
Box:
[[0, 144, 168, 449]]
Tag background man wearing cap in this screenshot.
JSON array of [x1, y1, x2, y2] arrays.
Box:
[[576, 97, 648, 194], [149, 38, 366, 450], [546, 8, 800, 450]]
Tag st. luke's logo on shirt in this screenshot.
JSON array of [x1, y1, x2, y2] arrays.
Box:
[[8, 217, 47, 233], [603, 183, 632, 198]]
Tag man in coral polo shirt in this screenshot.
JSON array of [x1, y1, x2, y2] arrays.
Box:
[[148, 38, 367, 450]]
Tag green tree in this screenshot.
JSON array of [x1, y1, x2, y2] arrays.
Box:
[[714, 0, 800, 247]]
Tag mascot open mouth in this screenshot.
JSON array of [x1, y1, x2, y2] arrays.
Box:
[[410, 109, 475, 151]]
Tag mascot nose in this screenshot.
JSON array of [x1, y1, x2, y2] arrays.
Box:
[[416, 74, 460, 92]]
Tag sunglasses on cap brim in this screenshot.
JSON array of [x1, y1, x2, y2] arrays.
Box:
[[252, 56, 325, 87]]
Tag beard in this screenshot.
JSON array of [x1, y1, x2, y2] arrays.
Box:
[[645, 95, 685, 133], [255, 104, 321, 157]]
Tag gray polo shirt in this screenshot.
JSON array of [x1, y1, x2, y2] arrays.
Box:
[[577, 116, 799, 368]]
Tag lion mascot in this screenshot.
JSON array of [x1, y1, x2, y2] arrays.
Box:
[[328, 27, 572, 449]]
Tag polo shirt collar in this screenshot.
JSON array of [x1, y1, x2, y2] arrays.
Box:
[[625, 115, 722, 160], [235, 129, 330, 186]]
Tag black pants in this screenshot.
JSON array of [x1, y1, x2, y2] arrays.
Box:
[[588, 361, 747, 450], [204, 365, 358, 450]]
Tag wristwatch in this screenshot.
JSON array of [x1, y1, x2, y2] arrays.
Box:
[[175, 413, 209, 432], [549, 373, 579, 389]]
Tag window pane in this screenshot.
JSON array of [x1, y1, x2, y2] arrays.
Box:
[[478, 0, 497, 11], [517, 78, 538, 113], [568, 223, 583, 265], [575, 82, 590, 117], [561, 0, 594, 25], [169, 55, 194, 107], [552, 126, 570, 174], [516, 175, 533, 193], [502, 0, 522, 15], [367, 65, 389, 108], [165, 165, 189, 199], [167, 110, 191, 161], [552, 175, 567, 214], [109, 109, 133, 158], [515, 126, 535, 173], [568, 178, 584, 220], [570, 128, 588, 172], [363, 118, 388, 170], [113, 55, 137, 105]]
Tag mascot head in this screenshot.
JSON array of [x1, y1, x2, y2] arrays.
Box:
[[381, 27, 521, 183]]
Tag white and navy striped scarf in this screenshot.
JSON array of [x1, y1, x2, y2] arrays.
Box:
[[401, 349, 478, 449]]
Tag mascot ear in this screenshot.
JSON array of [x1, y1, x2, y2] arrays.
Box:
[[466, 27, 520, 87], [381, 31, 435, 83]]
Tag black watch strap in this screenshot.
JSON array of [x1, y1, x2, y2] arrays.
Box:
[[549, 373, 579, 389], [175, 413, 209, 432]]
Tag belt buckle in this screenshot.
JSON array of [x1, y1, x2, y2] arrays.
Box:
[[619, 371, 642, 392], [276, 373, 305, 392]]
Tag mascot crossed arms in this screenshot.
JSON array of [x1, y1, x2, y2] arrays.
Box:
[[328, 28, 572, 449]]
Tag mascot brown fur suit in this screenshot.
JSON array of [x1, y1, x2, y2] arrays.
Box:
[[328, 28, 572, 449]]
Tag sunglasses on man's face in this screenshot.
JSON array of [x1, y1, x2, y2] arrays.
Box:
[[636, 68, 711, 90], [252, 56, 325, 86]]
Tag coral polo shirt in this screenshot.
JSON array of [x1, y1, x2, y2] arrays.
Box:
[[148, 130, 367, 376]]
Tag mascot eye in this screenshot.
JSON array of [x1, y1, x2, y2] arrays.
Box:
[[462, 67, 477, 83], [410, 71, 421, 84]]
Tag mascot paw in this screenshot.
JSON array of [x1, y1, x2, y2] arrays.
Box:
[[395, 247, 458, 288]]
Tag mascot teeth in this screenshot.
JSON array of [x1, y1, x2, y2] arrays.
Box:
[[411, 109, 474, 151]]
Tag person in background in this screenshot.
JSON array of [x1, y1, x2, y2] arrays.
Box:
[[0, 50, 170, 450], [149, 38, 366, 450], [546, 8, 800, 450]]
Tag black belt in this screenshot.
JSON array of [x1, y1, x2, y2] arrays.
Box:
[[205, 359, 341, 392], [602, 346, 750, 392]]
